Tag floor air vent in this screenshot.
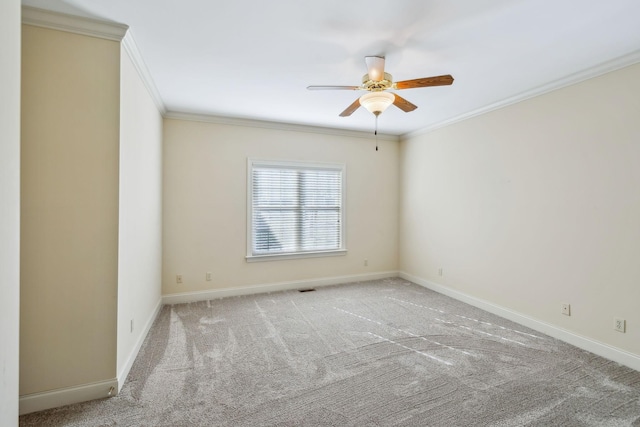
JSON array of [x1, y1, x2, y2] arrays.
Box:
[[298, 288, 316, 293]]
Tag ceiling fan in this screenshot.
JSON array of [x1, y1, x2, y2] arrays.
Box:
[[307, 56, 454, 117]]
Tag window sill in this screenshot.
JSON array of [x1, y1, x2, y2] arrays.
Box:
[[246, 249, 347, 263]]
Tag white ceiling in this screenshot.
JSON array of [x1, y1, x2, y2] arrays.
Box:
[[21, 0, 640, 136]]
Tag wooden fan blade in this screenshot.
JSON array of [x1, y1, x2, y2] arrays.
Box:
[[339, 97, 362, 117], [393, 94, 418, 112], [365, 56, 385, 82], [395, 74, 454, 89], [307, 85, 360, 90]]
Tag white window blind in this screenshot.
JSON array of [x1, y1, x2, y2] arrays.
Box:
[[248, 160, 345, 260]]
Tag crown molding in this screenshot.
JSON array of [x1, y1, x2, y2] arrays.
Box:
[[122, 32, 167, 114], [22, 6, 167, 114], [404, 49, 640, 140], [22, 6, 128, 41], [164, 111, 401, 142]]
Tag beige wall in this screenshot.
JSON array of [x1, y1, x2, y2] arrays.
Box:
[[163, 119, 399, 295], [21, 25, 120, 394], [0, 0, 21, 424], [117, 47, 163, 378], [399, 62, 640, 358]]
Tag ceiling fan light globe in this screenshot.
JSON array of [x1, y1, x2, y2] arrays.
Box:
[[359, 91, 394, 115]]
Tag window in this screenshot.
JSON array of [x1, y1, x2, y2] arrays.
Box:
[[247, 159, 346, 261]]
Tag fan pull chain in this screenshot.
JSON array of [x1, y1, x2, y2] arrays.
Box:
[[374, 113, 379, 151]]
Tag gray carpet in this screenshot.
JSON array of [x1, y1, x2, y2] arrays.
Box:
[[20, 278, 640, 426]]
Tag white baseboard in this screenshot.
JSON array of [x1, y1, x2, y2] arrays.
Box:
[[116, 298, 163, 391], [400, 271, 640, 372], [162, 271, 399, 305], [25, 271, 635, 416], [20, 299, 163, 415], [19, 378, 118, 415]]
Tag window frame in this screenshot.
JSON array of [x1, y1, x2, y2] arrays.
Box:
[[246, 158, 347, 262]]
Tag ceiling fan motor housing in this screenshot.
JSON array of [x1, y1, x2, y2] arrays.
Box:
[[362, 72, 393, 91]]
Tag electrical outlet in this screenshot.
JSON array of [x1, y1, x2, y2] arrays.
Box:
[[614, 318, 626, 333], [130, 319, 134, 333], [176, 274, 183, 284], [561, 303, 571, 316], [364, 259, 368, 267], [438, 267, 443, 276], [206, 272, 212, 281]]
